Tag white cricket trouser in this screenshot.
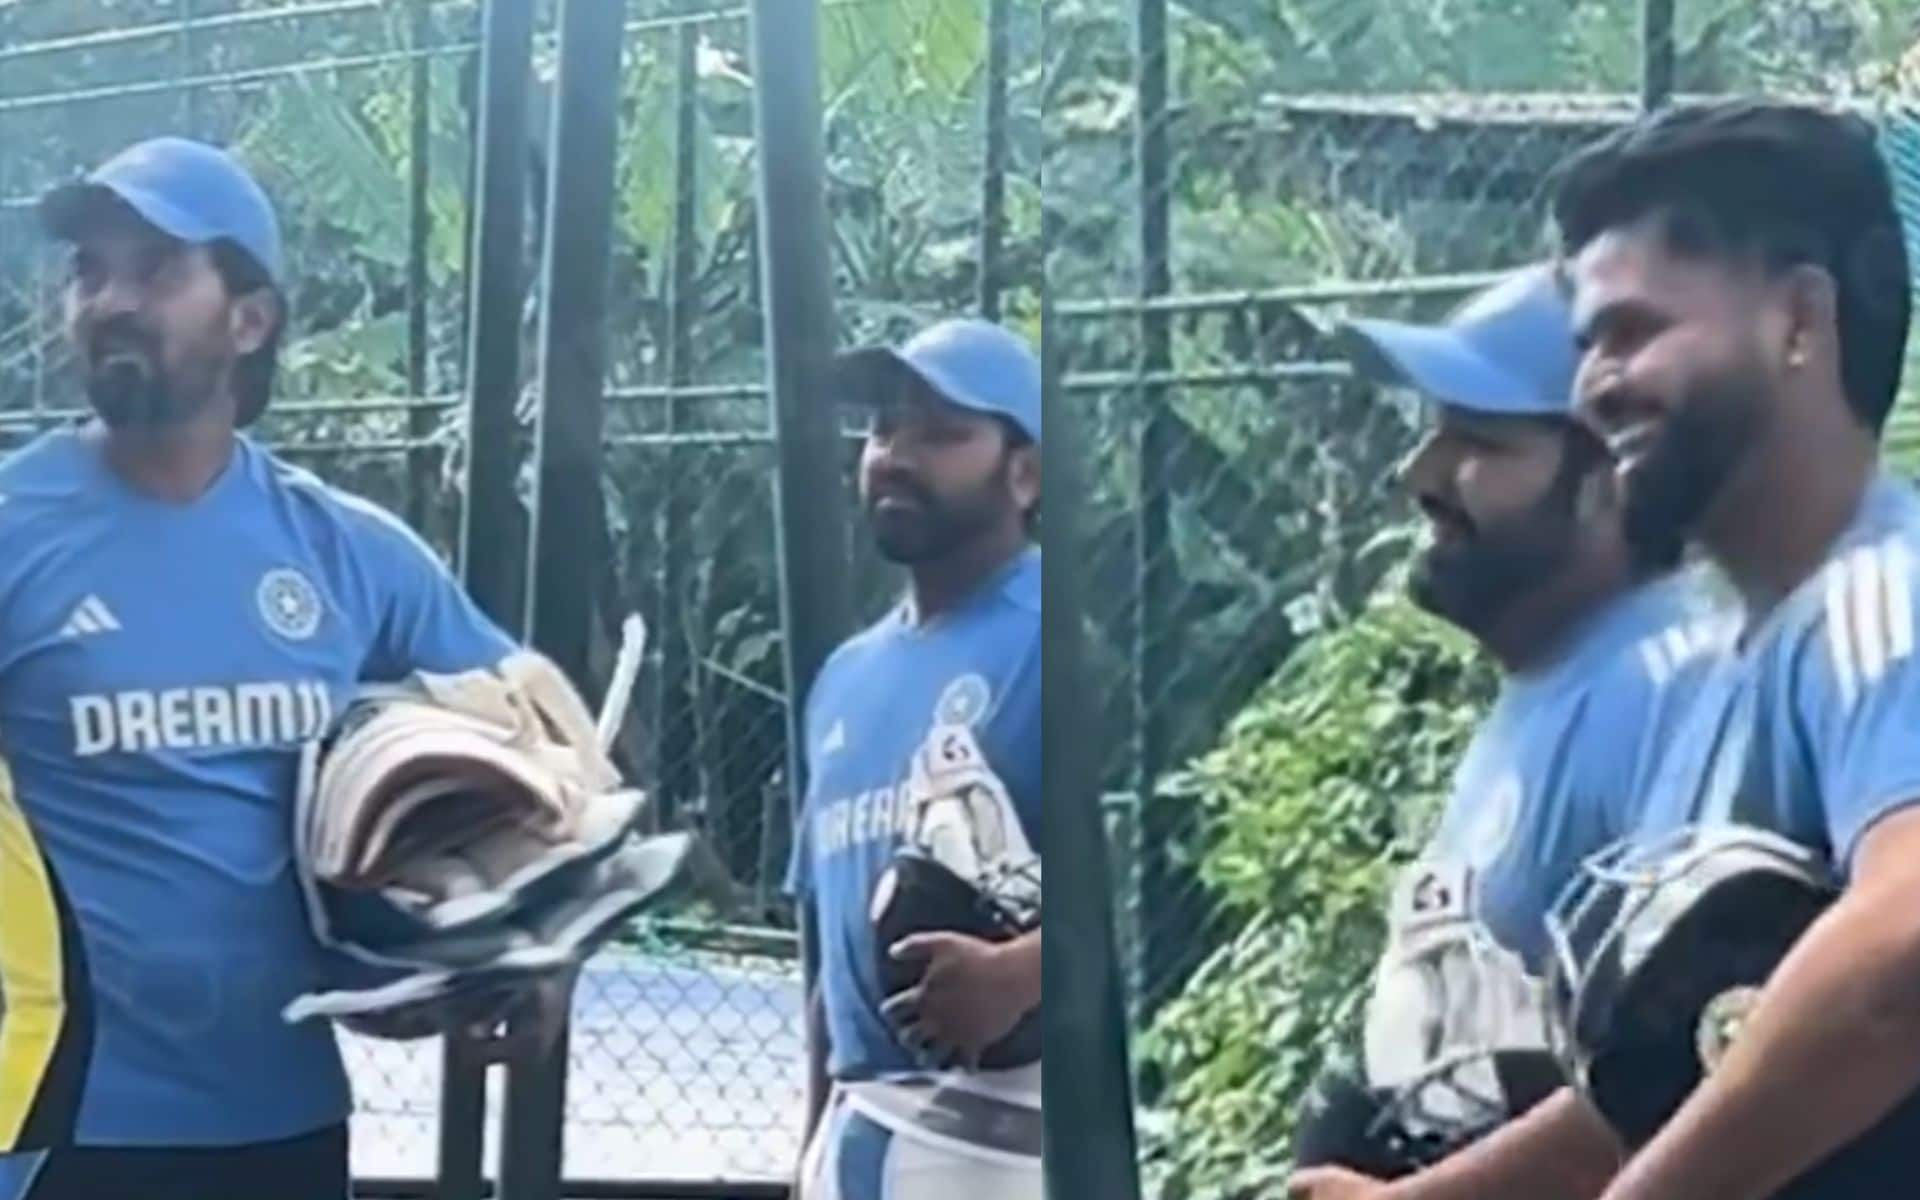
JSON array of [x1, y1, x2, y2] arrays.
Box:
[[797, 1064, 1042, 1200]]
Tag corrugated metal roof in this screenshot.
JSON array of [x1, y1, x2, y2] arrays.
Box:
[[1256, 91, 1842, 127]]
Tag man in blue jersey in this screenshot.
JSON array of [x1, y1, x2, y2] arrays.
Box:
[[0, 138, 515, 1199], [1287, 267, 1717, 1198], [1541, 100, 1920, 1200], [1296, 100, 1920, 1200], [787, 319, 1041, 1200]]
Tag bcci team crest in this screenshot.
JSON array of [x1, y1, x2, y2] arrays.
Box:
[[935, 673, 992, 727], [258, 567, 322, 641], [1696, 984, 1761, 1075]]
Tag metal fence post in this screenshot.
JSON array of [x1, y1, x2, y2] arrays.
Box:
[[1133, 0, 1199, 1024], [979, 0, 1011, 321], [657, 19, 704, 833], [179, 0, 201, 132], [406, 0, 436, 536], [747, 0, 851, 840], [501, 0, 629, 1195], [446, 2, 537, 1195], [1043, 292, 1145, 1198], [459, 0, 536, 633], [525, 0, 625, 685], [1641, 0, 1677, 111]]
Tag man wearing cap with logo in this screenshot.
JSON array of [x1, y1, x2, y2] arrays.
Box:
[[1286, 266, 1720, 1200], [786, 318, 1042, 1199], [0, 139, 518, 1199]]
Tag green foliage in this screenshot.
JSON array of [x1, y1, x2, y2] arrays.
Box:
[[1136, 584, 1498, 1200], [1175, 0, 1641, 96]]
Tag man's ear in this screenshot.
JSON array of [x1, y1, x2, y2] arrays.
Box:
[[1778, 263, 1839, 374], [231, 288, 281, 357], [1009, 442, 1041, 517]]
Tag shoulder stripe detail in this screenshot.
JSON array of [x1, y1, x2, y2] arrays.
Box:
[[1640, 637, 1675, 687], [1824, 537, 1917, 711], [1826, 560, 1857, 709], [1660, 624, 1692, 667], [1852, 541, 1888, 689], [1888, 540, 1915, 664], [1634, 611, 1728, 688]]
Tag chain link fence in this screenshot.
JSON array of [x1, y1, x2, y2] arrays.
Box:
[[0, 0, 1034, 1189], [1046, 0, 1920, 1193]]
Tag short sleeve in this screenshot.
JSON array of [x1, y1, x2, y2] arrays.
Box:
[[784, 803, 814, 902], [998, 626, 1042, 836], [345, 502, 516, 681], [783, 656, 839, 902], [1790, 538, 1920, 873], [969, 573, 1042, 842]]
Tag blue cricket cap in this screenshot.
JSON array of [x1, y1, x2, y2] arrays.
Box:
[[837, 318, 1042, 444], [39, 137, 284, 285], [1334, 264, 1577, 418]]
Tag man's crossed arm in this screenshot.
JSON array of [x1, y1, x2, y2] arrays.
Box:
[[1594, 807, 1920, 1200], [1292, 808, 1920, 1200], [1287, 1085, 1623, 1200]]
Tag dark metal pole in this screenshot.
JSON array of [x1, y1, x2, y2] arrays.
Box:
[[495, 1031, 568, 1200], [1641, 0, 1676, 111], [523, 0, 625, 685], [458, 0, 536, 633], [978, 0, 1011, 320], [656, 20, 703, 833], [1041, 292, 1143, 1200], [434, 1036, 490, 1200], [746, 0, 850, 823], [406, 0, 436, 535], [457, 5, 484, 392], [1134, 0, 1194, 1023], [445, 3, 535, 1194], [502, 0, 629, 1192]]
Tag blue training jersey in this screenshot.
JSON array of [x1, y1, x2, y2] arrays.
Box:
[[786, 547, 1040, 1083], [1631, 473, 1920, 877], [1419, 570, 1722, 971], [0, 428, 513, 1156]]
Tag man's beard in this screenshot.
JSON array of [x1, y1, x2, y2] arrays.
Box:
[[1409, 493, 1580, 635], [83, 321, 217, 430], [1617, 364, 1769, 562], [865, 470, 1009, 565]]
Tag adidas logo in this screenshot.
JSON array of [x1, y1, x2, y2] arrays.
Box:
[[62, 595, 121, 638], [822, 720, 847, 756]]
